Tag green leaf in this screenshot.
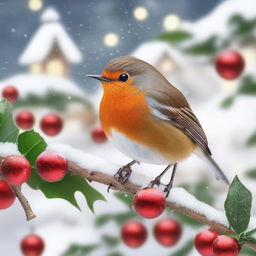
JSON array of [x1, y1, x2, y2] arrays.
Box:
[[95, 214, 112, 227], [18, 130, 105, 211], [171, 240, 193, 256], [245, 168, 256, 179], [114, 192, 133, 207], [220, 96, 235, 109], [174, 212, 203, 227], [224, 176, 252, 234], [102, 235, 120, 247], [0, 100, 19, 143], [246, 131, 256, 147], [107, 252, 124, 256], [194, 180, 214, 205], [240, 245, 256, 256], [61, 244, 98, 256], [246, 228, 256, 237], [239, 76, 256, 95], [156, 30, 193, 44]]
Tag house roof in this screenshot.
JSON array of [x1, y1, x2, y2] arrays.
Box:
[[19, 7, 82, 65]]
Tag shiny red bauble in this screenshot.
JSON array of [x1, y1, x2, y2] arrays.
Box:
[[194, 229, 219, 256], [212, 235, 240, 256], [153, 218, 182, 246], [15, 111, 35, 130], [91, 126, 107, 143], [2, 86, 19, 102], [133, 187, 166, 219], [215, 50, 245, 80], [21, 234, 45, 256], [36, 151, 67, 182], [40, 114, 63, 136], [0, 180, 15, 210], [0, 155, 31, 185], [121, 220, 147, 248]]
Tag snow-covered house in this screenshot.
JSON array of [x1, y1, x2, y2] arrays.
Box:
[[19, 7, 82, 77]]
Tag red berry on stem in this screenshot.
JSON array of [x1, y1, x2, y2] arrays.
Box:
[[215, 50, 245, 80], [134, 187, 166, 219], [36, 151, 67, 182], [21, 234, 45, 256], [15, 111, 35, 130], [0, 180, 15, 210], [91, 126, 107, 143], [121, 220, 147, 248], [40, 114, 63, 136], [154, 218, 182, 246], [194, 229, 219, 256], [1, 155, 31, 185], [2, 86, 19, 102], [213, 235, 240, 256]]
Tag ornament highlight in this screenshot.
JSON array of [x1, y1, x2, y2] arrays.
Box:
[[0, 180, 15, 210], [15, 111, 35, 130]]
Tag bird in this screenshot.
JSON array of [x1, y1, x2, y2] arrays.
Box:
[[88, 56, 229, 195]]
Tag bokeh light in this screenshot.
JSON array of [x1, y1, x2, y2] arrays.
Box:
[[103, 33, 119, 47], [133, 6, 148, 21], [163, 14, 181, 31], [28, 0, 43, 11]]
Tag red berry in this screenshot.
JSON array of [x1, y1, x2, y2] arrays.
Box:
[[0, 180, 15, 210], [21, 234, 45, 256], [40, 114, 63, 136], [213, 235, 240, 256], [121, 220, 147, 248], [15, 111, 35, 130], [194, 229, 219, 256], [91, 126, 107, 143], [2, 86, 19, 102], [36, 151, 67, 182], [215, 50, 245, 80], [154, 218, 182, 246], [1, 155, 31, 185], [134, 187, 166, 219]]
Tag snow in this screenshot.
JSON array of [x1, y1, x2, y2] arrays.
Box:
[[19, 7, 82, 65], [0, 143, 20, 157], [0, 74, 88, 99]]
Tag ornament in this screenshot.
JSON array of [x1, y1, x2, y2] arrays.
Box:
[[212, 235, 240, 256], [153, 218, 182, 246], [1, 155, 31, 185], [0, 180, 15, 210], [121, 220, 147, 248], [133, 187, 166, 219], [194, 228, 219, 256], [36, 151, 67, 182], [2, 86, 19, 103], [215, 50, 245, 80], [21, 234, 45, 256], [15, 111, 35, 130], [40, 114, 63, 136], [91, 126, 107, 143]]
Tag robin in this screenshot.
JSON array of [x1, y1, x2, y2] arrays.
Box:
[[88, 56, 229, 195]]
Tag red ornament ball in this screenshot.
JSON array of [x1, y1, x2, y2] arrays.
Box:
[[36, 151, 67, 182], [194, 228, 219, 256], [15, 111, 35, 130], [2, 86, 19, 103], [212, 235, 240, 256], [154, 218, 182, 247], [215, 50, 245, 80], [1, 155, 31, 185], [21, 234, 45, 256], [40, 114, 63, 136], [0, 180, 15, 210], [91, 126, 107, 143], [133, 187, 166, 219], [121, 220, 147, 248]]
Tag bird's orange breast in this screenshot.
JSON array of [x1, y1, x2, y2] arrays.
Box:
[[99, 82, 196, 162]]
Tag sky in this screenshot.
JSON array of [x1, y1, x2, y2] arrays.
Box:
[[0, 0, 223, 91]]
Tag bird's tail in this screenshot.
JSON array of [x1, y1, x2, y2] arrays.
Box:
[[195, 149, 229, 184]]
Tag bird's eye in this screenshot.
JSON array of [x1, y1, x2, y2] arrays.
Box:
[[119, 73, 129, 82]]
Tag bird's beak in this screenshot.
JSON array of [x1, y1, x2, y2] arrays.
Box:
[[87, 74, 111, 82]]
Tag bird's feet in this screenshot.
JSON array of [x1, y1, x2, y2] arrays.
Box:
[[163, 180, 173, 198]]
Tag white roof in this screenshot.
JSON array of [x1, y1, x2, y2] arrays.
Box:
[[19, 7, 82, 65]]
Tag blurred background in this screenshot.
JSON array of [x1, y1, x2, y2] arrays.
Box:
[[0, 0, 256, 255]]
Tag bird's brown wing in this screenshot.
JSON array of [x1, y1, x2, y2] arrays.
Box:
[[147, 90, 212, 156]]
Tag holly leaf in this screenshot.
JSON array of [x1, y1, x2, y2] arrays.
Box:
[[156, 30, 193, 44], [102, 235, 120, 247], [224, 176, 252, 234], [245, 168, 256, 179], [61, 244, 98, 256], [220, 96, 235, 109], [114, 192, 133, 207], [17, 130, 105, 211], [246, 131, 256, 147], [0, 99, 19, 143]]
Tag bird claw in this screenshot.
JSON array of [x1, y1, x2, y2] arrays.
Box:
[[113, 165, 133, 184], [163, 181, 173, 198]]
